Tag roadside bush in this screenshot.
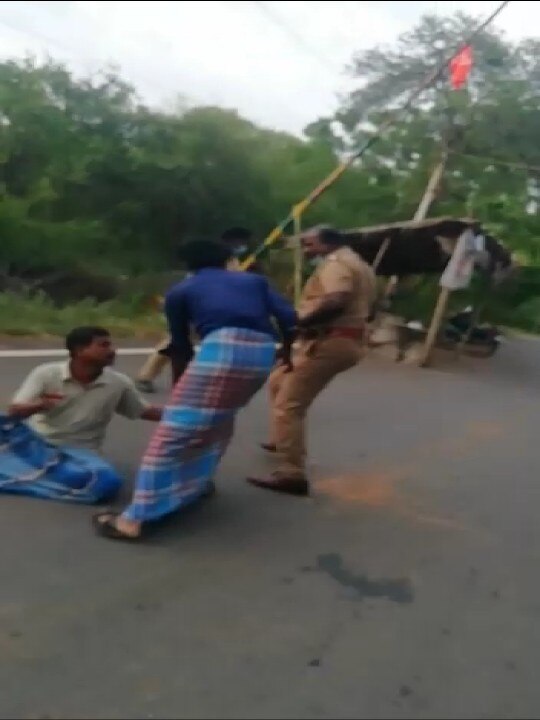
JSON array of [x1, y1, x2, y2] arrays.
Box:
[[0, 292, 165, 338]]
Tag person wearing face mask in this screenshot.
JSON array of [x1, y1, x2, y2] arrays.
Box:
[[220, 226, 264, 274], [134, 228, 263, 394], [248, 225, 376, 497]]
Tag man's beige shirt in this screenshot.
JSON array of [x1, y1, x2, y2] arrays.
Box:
[[298, 246, 376, 329], [12, 362, 147, 450]]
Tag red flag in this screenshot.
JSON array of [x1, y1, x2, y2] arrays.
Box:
[[449, 45, 473, 89]]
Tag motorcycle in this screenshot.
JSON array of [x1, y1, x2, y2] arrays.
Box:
[[402, 306, 503, 359], [442, 306, 503, 357]]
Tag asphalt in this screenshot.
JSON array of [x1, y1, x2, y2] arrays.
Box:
[[1, 341, 540, 719]]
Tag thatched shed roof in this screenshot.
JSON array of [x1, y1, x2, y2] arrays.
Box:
[[342, 217, 512, 277]]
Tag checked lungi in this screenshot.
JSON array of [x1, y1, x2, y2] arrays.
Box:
[[122, 328, 276, 523]]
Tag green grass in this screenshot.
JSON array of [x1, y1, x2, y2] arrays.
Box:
[[1, 264, 539, 339], [0, 291, 166, 338]]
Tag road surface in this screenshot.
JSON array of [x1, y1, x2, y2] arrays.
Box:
[[1, 341, 540, 719]]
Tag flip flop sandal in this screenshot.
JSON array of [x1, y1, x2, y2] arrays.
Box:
[[202, 480, 216, 498], [92, 512, 142, 542]]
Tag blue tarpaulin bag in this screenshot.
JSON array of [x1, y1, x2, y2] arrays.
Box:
[[0, 414, 122, 503]]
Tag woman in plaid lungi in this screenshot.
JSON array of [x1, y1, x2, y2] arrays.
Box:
[[94, 240, 296, 541]]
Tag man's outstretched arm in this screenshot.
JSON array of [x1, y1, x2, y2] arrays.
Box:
[[297, 292, 350, 328], [116, 380, 163, 422], [298, 258, 353, 328]]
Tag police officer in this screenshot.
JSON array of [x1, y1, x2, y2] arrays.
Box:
[[248, 225, 376, 496]]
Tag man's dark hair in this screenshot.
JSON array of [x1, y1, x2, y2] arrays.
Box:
[[180, 239, 233, 271], [221, 227, 265, 272], [220, 227, 253, 245], [66, 326, 109, 356]]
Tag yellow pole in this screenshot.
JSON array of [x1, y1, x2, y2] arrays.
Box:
[[292, 208, 303, 306], [239, 1, 510, 272]]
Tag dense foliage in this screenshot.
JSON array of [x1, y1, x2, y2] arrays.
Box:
[[0, 11, 538, 331]]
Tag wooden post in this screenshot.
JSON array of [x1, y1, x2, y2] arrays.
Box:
[[384, 148, 449, 300], [372, 237, 391, 273], [413, 149, 448, 222], [419, 286, 451, 367], [420, 225, 479, 366], [293, 213, 303, 306]]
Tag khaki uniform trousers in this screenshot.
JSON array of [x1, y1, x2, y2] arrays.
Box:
[[268, 336, 363, 479]]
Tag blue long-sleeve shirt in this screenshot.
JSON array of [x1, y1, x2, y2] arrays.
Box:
[[165, 269, 296, 351]]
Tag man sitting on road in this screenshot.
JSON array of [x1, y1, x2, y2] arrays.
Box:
[[1, 326, 162, 504]]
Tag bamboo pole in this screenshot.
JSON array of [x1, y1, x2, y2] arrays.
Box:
[[419, 287, 451, 367], [239, 2, 510, 272], [413, 150, 449, 222], [372, 237, 391, 273], [384, 149, 449, 300], [293, 212, 303, 306]]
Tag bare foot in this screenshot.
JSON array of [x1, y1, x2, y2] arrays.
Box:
[[94, 512, 142, 539]]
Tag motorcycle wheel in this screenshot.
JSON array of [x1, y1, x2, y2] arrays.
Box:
[[464, 341, 500, 358], [484, 340, 500, 358]]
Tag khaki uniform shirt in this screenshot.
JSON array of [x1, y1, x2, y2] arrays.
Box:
[[298, 246, 376, 329], [12, 362, 147, 451]]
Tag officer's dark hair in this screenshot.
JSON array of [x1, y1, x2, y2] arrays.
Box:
[[221, 227, 253, 245], [180, 239, 233, 271], [66, 326, 110, 357]]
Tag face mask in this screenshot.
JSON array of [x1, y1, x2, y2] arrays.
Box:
[[233, 244, 248, 258]]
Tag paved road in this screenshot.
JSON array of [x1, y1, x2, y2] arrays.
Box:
[[1, 342, 540, 719]]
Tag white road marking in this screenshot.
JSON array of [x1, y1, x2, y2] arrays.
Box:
[[0, 348, 153, 359], [0, 341, 281, 360]]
